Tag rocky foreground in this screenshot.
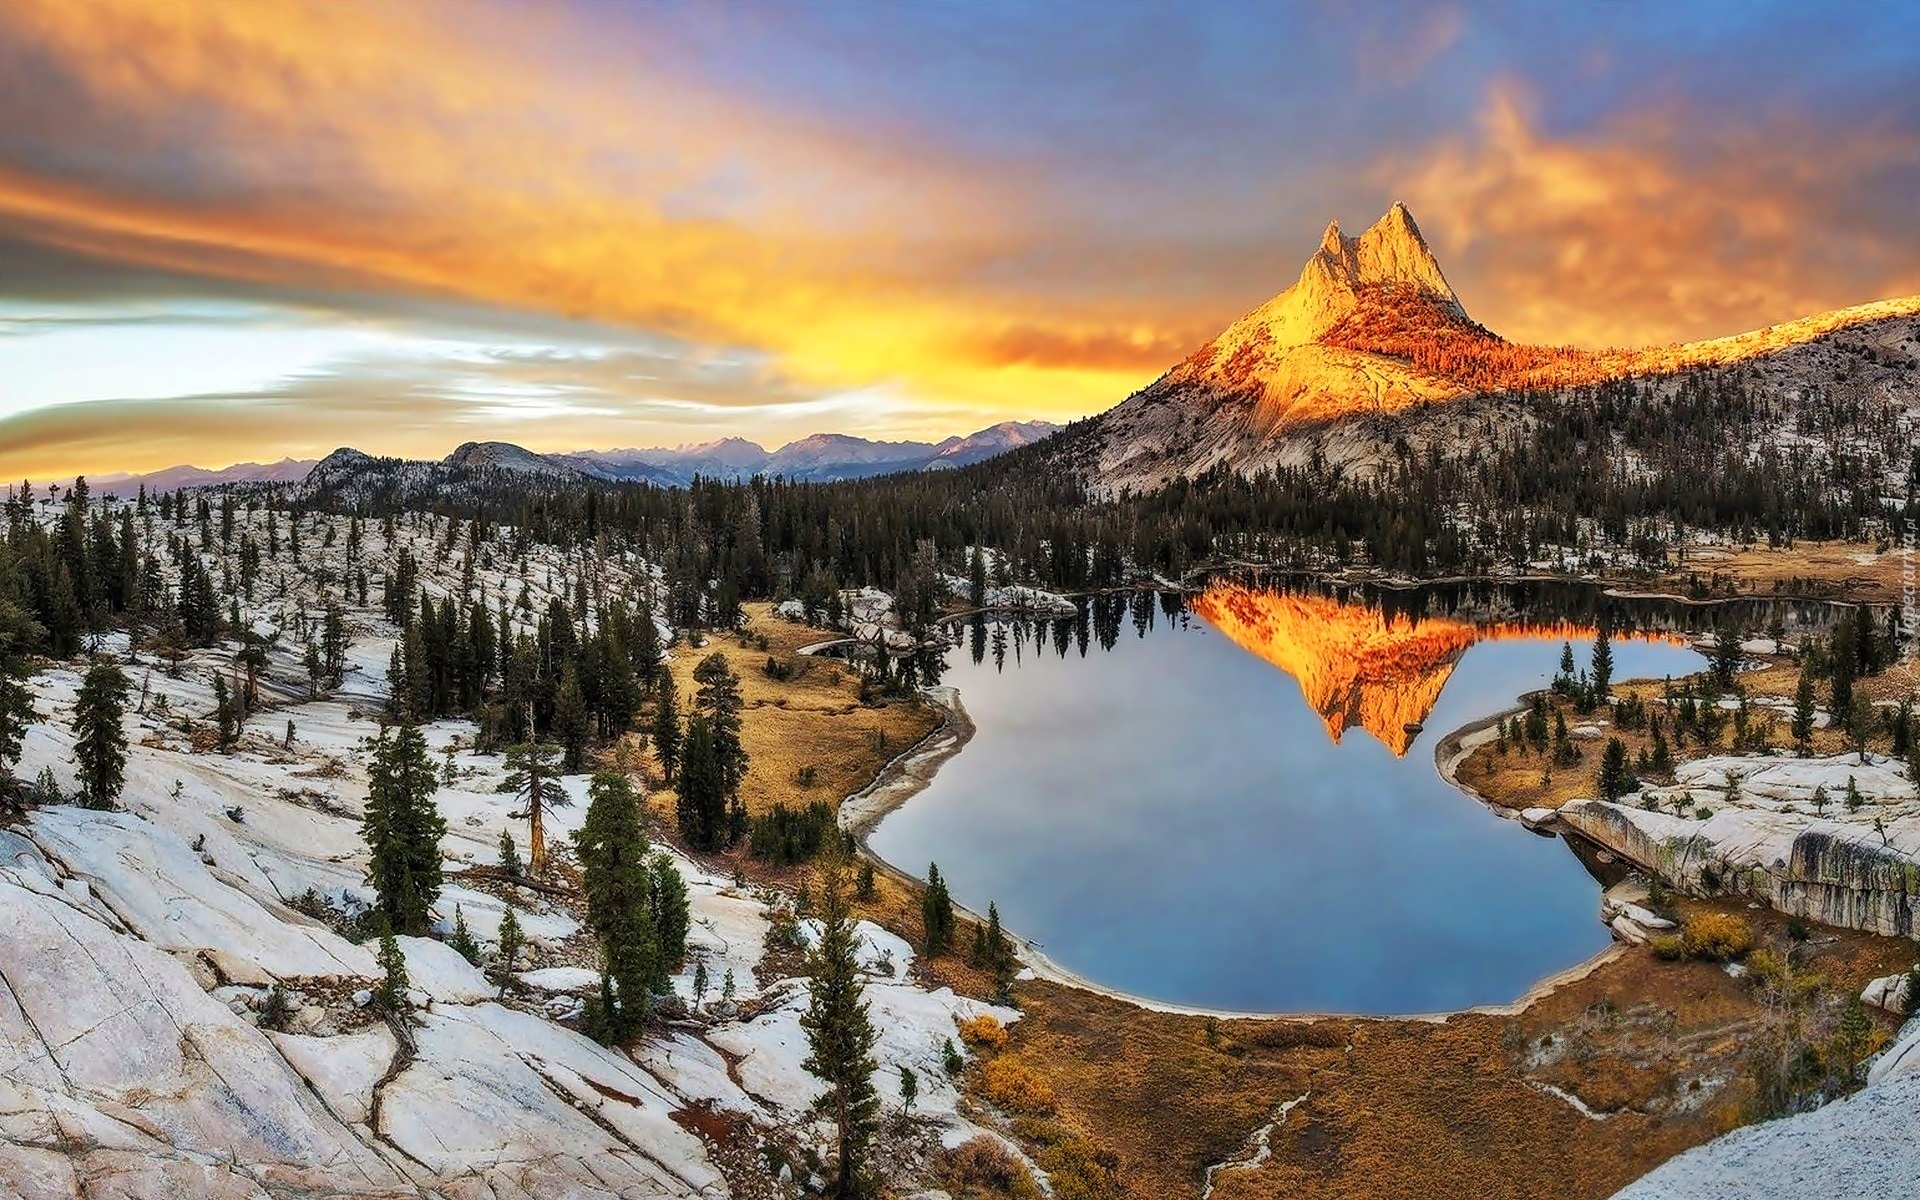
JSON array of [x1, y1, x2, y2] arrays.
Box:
[[1541, 754, 1920, 1200], [0, 508, 1017, 1199], [1612, 1015, 1920, 1200]]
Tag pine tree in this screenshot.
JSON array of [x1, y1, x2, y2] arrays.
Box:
[[361, 723, 446, 936], [983, 900, 1014, 1000], [1597, 736, 1632, 801], [693, 652, 749, 797], [921, 862, 955, 957], [0, 599, 41, 788], [1847, 695, 1874, 764], [212, 673, 240, 752], [801, 853, 881, 1199], [1711, 624, 1742, 692], [675, 713, 729, 851], [503, 741, 572, 876], [649, 853, 691, 967], [494, 903, 524, 993], [498, 828, 523, 878], [553, 664, 590, 770], [72, 661, 130, 809], [374, 929, 411, 1013], [448, 903, 481, 964], [1791, 673, 1817, 756], [651, 674, 682, 782], [1590, 631, 1613, 698], [1650, 724, 1674, 777], [575, 770, 670, 1038]]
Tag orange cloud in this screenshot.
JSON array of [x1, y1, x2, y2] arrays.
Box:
[[0, 0, 1175, 449], [1391, 82, 1920, 347]]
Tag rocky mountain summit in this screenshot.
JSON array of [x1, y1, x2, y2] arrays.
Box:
[[1075, 203, 1920, 492]]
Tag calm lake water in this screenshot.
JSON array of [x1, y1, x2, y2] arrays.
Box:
[[869, 583, 1714, 1014]]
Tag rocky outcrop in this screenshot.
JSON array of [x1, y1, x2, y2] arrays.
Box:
[[1612, 1018, 1920, 1200], [1558, 753, 1920, 940]]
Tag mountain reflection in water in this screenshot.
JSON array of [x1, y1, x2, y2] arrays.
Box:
[[868, 578, 1740, 1013]]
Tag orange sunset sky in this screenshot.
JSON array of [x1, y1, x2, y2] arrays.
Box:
[[1, 1, 1917, 479]]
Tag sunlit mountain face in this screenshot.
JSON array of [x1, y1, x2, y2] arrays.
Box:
[[1192, 581, 1688, 754]]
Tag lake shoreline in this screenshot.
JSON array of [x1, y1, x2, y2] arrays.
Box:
[[839, 657, 1629, 1023]]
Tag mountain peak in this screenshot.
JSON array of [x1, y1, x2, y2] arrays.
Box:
[[1318, 219, 1345, 259], [1351, 202, 1458, 311], [1199, 203, 1468, 361]]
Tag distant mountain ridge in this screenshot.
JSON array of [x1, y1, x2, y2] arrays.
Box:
[[553, 420, 1061, 484], [84, 419, 1061, 493]]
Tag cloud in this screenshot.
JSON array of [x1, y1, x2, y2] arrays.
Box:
[[1389, 81, 1920, 347], [0, 0, 1167, 436], [0, 322, 902, 478]]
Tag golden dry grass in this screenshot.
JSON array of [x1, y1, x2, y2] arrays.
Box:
[[996, 905, 1914, 1200], [1636, 540, 1914, 604], [639, 601, 938, 831]]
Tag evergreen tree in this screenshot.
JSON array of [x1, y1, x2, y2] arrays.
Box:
[[1711, 624, 1742, 692], [1847, 694, 1874, 764], [801, 853, 881, 1199], [494, 903, 524, 993], [212, 673, 240, 752], [498, 828, 523, 878], [374, 929, 410, 1013], [1589, 631, 1613, 699], [921, 862, 955, 957], [675, 713, 729, 851], [553, 663, 590, 769], [0, 599, 41, 788], [447, 903, 481, 964], [1597, 736, 1633, 801], [649, 852, 691, 967], [575, 770, 668, 1039], [1792, 674, 1817, 756], [652, 674, 682, 783], [693, 652, 749, 797], [503, 741, 572, 876], [361, 723, 446, 936], [1650, 723, 1674, 776], [72, 661, 130, 809]]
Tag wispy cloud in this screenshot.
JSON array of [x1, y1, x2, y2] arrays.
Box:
[[1390, 81, 1920, 347]]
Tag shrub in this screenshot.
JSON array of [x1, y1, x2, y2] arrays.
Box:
[[1649, 934, 1686, 961], [958, 1013, 1009, 1051], [257, 984, 295, 1031], [939, 1135, 1040, 1199], [1681, 912, 1754, 961], [1040, 1136, 1124, 1200], [979, 1055, 1056, 1114], [748, 800, 836, 865]]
